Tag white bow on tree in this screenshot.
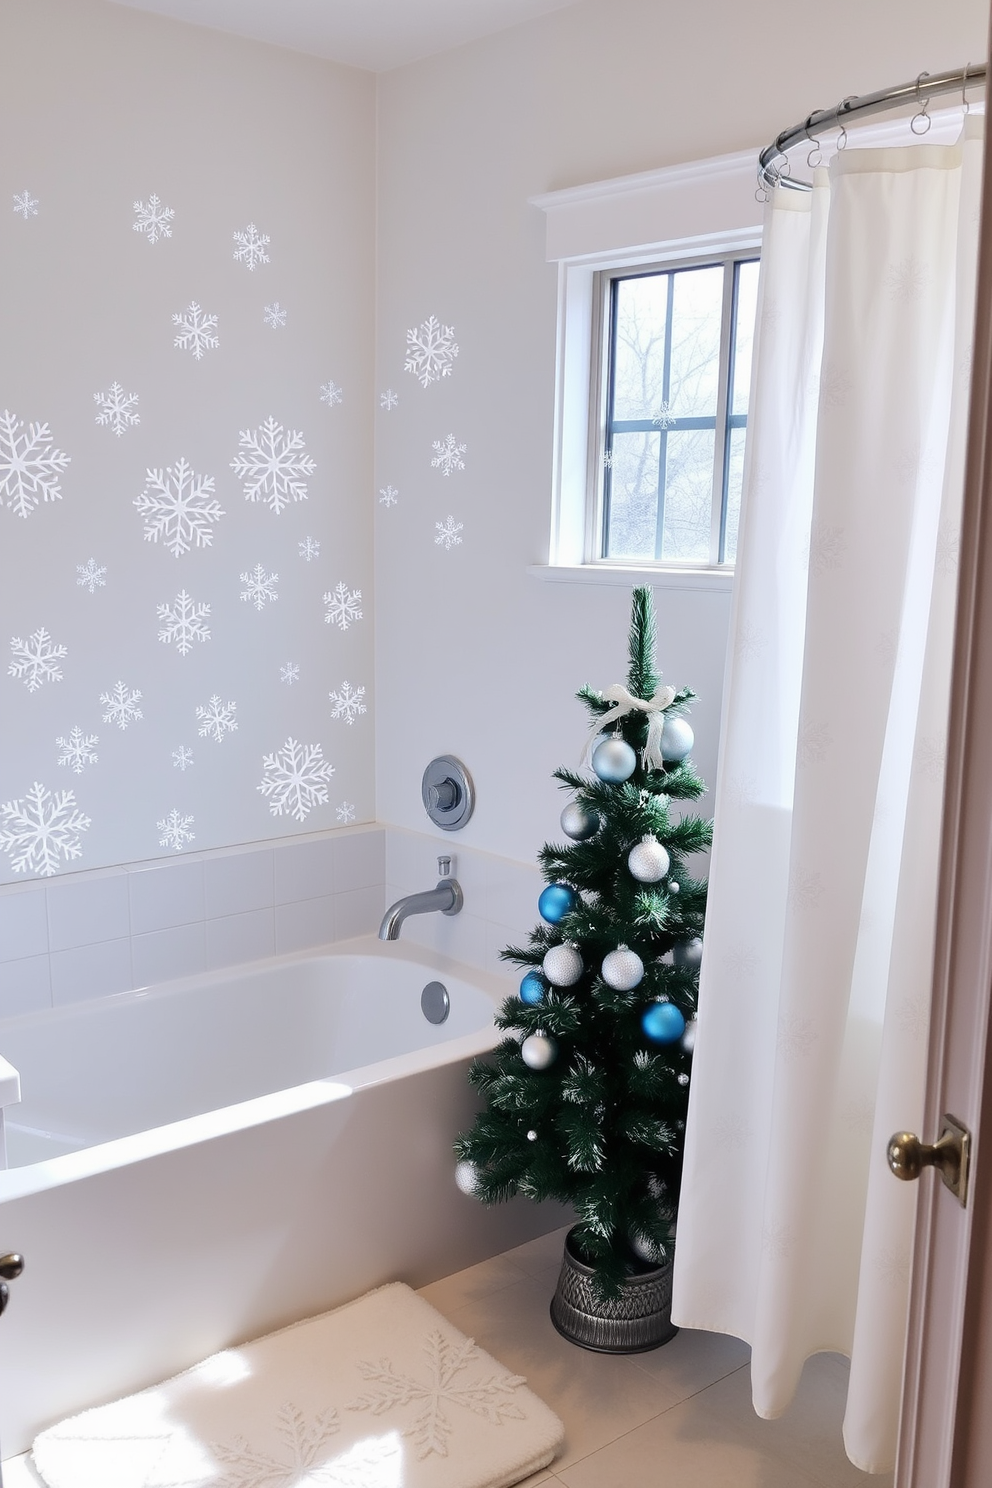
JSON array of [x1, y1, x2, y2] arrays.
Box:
[[581, 683, 677, 773]]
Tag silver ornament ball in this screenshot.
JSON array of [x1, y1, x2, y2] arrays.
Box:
[[592, 736, 638, 783], [672, 937, 704, 970], [455, 1160, 480, 1196], [629, 1230, 667, 1265], [660, 715, 694, 763], [677, 1072, 690, 1086], [681, 1019, 697, 1053], [601, 945, 644, 991], [627, 835, 671, 883], [526, 1129, 538, 1142], [560, 801, 600, 841], [521, 1032, 558, 1070], [543, 942, 583, 986]]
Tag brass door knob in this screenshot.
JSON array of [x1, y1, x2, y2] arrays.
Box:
[[887, 1115, 970, 1205]]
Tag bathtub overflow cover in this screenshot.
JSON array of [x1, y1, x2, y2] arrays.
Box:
[[421, 981, 450, 1024]]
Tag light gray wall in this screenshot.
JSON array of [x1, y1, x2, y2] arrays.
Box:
[[373, 0, 988, 864], [0, 0, 376, 885]]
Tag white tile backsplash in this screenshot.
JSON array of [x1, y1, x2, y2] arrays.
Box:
[[46, 872, 130, 952], [274, 896, 336, 954], [0, 955, 52, 1017], [205, 909, 275, 971], [334, 884, 386, 940], [0, 887, 49, 963], [129, 862, 205, 936], [204, 850, 275, 919], [334, 832, 385, 893], [132, 923, 206, 989], [50, 939, 132, 1006], [274, 838, 337, 905]]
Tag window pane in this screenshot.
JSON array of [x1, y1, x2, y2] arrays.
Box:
[[604, 430, 661, 559], [661, 429, 714, 561], [668, 266, 723, 419], [612, 275, 668, 422], [731, 260, 760, 416], [723, 426, 747, 563]]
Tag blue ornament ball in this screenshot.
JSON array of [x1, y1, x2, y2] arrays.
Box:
[[519, 972, 546, 1006], [641, 1001, 687, 1044], [592, 736, 637, 783], [660, 715, 694, 763], [538, 883, 577, 924]]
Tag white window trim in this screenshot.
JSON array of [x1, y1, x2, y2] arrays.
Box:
[[529, 147, 763, 587]]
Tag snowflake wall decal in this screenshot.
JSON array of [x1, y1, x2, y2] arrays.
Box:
[[233, 222, 270, 271], [329, 682, 367, 725], [281, 662, 300, 685], [0, 782, 90, 877], [56, 727, 98, 775], [320, 381, 343, 407], [196, 695, 238, 743], [435, 516, 463, 550], [348, 1330, 526, 1460], [230, 417, 315, 513], [100, 681, 143, 730], [9, 629, 67, 692], [211, 1402, 340, 1488], [405, 316, 459, 388], [157, 590, 212, 654], [133, 194, 173, 243], [430, 434, 466, 477], [380, 388, 398, 410], [298, 536, 321, 561], [76, 558, 107, 593], [172, 746, 194, 771], [0, 409, 71, 518], [258, 737, 334, 823], [172, 301, 219, 361], [323, 582, 363, 631], [157, 809, 195, 852], [336, 801, 356, 824], [12, 191, 38, 219], [135, 459, 225, 557], [264, 302, 287, 329], [378, 485, 398, 507], [94, 382, 140, 437], [240, 564, 279, 611]]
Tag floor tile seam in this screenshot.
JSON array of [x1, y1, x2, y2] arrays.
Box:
[[625, 1354, 752, 1404], [418, 1271, 529, 1307], [662, 1387, 852, 1488]]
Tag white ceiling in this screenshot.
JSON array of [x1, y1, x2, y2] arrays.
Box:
[[109, 0, 584, 72]]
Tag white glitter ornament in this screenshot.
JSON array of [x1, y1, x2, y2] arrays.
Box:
[[673, 937, 703, 969], [660, 715, 694, 762], [627, 834, 670, 883], [601, 945, 644, 990], [454, 1159, 480, 1195], [592, 736, 637, 782], [521, 1031, 557, 1069], [682, 1019, 698, 1053], [526, 1129, 538, 1142], [543, 942, 583, 986], [560, 800, 600, 840]]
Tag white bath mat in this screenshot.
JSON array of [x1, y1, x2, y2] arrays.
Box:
[[31, 1281, 563, 1488]]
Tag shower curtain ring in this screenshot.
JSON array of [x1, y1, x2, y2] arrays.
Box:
[[804, 114, 823, 170], [911, 71, 932, 134], [962, 63, 971, 116]]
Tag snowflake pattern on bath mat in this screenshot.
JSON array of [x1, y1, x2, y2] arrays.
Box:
[[173, 302, 219, 361], [57, 727, 98, 775], [233, 222, 270, 271], [0, 408, 71, 517], [94, 382, 140, 437], [348, 1330, 527, 1460], [210, 1402, 340, 1488], [157, 591, 212, 655], [76, 559, 107, 593], [100, 681, 143, 731], [405, 316, 459, 388], [9, 629, 67, 692], [230, 418, 315, 513], [133, 194, 173, 243], [135, 460, 225, 556], [196, 696, 238, 744], [157, 809, 195, 852], [0, 783, 90, 877], [258, 738, 334, 822]]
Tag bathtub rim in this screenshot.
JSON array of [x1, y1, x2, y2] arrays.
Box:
[[0, 934, 514, 1204]]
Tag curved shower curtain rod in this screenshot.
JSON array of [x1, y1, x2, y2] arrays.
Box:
[[758, 62, 987, 191]]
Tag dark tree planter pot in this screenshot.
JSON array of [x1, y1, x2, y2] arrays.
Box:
[[550, 1226, 678, 1353]]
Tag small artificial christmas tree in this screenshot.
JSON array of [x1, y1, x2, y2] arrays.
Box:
[[455, 587, 711, 1301]]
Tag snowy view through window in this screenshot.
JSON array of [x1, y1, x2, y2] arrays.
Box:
[[603, 257, 758, 566]]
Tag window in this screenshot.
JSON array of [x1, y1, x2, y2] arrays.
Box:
[[597, 255, 759, 568]]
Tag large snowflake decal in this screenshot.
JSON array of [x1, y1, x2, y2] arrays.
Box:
[[94, 382, 140, 437], [258, 737, 334, 823], [430, 434, 466, 477], [348, 1330, 526, 1460], [197, 695, 238, 744], [329, 682, 367, 725], [13, 191, 38, 219], [0, 408, 71, 518], [320, 381, 343, 407], [157, 590, 212, 654], [9, 629, 66, 692], [233, 222, 270, 271], [230, 417, 315, 513], [0, 783, 90, 877], [264, 302, 287, 329], [135, 459, 225, 557], [157, 809, 195, 852], [240, 564, 279, 611], [405, 316, 459, 388], [76, 558, 107, 593], [57, 727, 98, 775], [435, 516, 463, 550], [133, 194, 174, 243], [210, 1402, 340, 1488], [172, 301, 219, 360], [100, 681, 143, 730], [323, 582, 363, 631]]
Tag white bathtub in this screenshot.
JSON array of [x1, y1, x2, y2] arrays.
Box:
[[0, 937, 564, 1455]]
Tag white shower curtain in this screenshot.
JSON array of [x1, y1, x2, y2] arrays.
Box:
[[671, 114, 983, 1474]]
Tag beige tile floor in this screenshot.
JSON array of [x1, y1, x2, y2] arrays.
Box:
[[2, 1226, 894, 1488], [419, 1226, 895, 1488]]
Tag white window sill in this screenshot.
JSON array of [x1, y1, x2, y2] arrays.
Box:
[[527, 564, 734, 594]]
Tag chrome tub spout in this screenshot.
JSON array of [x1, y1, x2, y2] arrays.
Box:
[[378, 856, 464, 941]]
